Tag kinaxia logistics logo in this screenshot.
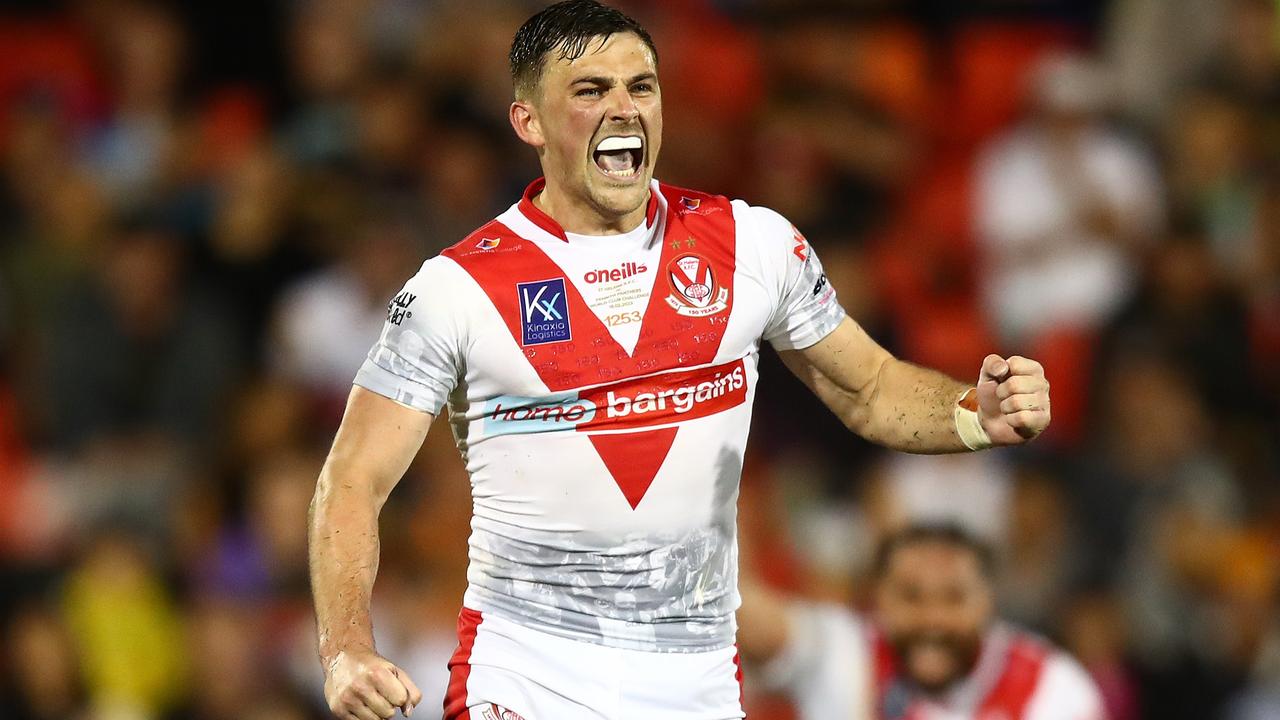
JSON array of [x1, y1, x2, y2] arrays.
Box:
[[583, 261, 647, 284], [483, 358, 748, 436], [518, 277, 572, 346]]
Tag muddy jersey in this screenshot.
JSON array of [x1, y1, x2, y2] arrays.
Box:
[[764, 603, 1106, 720], [354, 179, 844, 652]]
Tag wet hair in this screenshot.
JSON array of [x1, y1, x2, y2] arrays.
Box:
[[873, 523, 996, 579], [509, 0, 657, 99]]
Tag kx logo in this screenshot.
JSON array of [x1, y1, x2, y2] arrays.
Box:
[[523, 284, 562, 321], [517, 278, 572, 346]]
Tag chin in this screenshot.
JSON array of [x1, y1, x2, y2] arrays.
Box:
[[909, 669, 960, 695], [590, 180, 650, 217]]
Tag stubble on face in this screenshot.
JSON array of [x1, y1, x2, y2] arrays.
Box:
[[876, 544, 994, 694]]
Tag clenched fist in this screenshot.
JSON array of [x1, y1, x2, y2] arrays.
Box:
[[324, 649, 424, 720], [975, 354, 1051, 446]]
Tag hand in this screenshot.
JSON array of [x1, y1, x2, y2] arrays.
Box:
[[324, 649, 424, 720], [975, 354, 1050, 446]]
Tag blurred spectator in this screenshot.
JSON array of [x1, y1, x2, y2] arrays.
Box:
[[202, 143, 314, 359], [1199, 0, 1280, 114], [163, 599, 321, 720], [1096, 221, 1261, 427], [0, 603, 91, 720], [280, 0, 371, 167], [82, 1, 187, 209], [269, 209, 421, 409], [62, 530, 187, 718], [191, 449, 317, 599], [1217, 531, 1280, 720], [1166, 89, 1260, 280], [1061, 593, 1142, 720], [994, 467, 1082, 634], [869, 451, 1014, 545], [418, 124, 509, 255], [1106, 0, 1225, 127], [37, 220, 238, 453], [975, 52, 1164, 346], [1078, 348, 1247, 717]]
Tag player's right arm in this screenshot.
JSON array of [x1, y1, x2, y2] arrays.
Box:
[[310, 386, 430, 719], [310, 256, 464, 720]]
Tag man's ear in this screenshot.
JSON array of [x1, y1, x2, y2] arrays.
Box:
[[510, 100, 544, 149]]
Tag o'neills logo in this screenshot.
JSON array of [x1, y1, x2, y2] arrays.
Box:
[[583, 262, 647, 284], [482, 358, 749, 436]]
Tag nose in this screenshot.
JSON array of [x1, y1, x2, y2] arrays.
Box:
[[606, 86, 640, 123]]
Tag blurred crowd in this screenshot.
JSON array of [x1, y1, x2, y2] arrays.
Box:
[[0, 1, 1276, 719]]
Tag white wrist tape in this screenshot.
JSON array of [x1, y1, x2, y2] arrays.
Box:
[[954, 388, 992, 451]]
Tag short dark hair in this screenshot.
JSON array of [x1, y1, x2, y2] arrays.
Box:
[[509, 0, 657, 99], [873, 523, 996, 579]]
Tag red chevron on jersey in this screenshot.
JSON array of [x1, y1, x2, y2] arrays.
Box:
[[976, 636, 1049, 719], [443, 182, 739, 508], [442, 186, 737, 390], [589, 428, 678, 509]]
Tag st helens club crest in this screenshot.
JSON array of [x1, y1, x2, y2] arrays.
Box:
[[665, 253, 729, 317], [481, 704, 526, 720]]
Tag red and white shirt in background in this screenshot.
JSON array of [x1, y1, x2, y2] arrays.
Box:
[[763, 602, 1107, 720]]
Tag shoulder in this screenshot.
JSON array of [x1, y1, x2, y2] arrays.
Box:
[[715, 198, 801, 265], [1037, 649, 1102, 699], [1022, 640, 1106, 720], [658, 181, 731, 211], [726, 199, 793, 237], [438, 219, 520, 262]]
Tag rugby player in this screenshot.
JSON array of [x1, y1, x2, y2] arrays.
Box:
[[739, 525, 1104, 720], [308, 2, 1052, 719]]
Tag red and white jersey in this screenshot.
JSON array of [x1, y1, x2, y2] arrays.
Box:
[[763, 603, 1106, 720], [355, 179, 844, 652]]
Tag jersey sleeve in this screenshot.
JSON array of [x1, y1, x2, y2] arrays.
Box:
[[1024, 652, 1108, 720], [352, 257, 463, 415], [734, 202, 846, 351], [760, 602, 872, 720]]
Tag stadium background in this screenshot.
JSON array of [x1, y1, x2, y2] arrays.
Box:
[[0, 0, 1277, 718]]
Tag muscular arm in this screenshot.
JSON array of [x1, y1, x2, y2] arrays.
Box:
[[779, 317, 1049, 452], [310, 385, 432, 718]]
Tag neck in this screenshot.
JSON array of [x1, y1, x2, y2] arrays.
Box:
[[533, 177, 648, 235]]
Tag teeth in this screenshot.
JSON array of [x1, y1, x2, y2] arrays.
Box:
[[596, 136, 643, 152]]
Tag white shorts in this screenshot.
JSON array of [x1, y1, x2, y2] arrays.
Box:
[[443, 607, 745, 720]]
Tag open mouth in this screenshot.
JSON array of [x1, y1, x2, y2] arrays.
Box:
[[592, 135, 644, 179]]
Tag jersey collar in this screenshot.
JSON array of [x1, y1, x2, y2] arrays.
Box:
[[517, 177, 662, 242]]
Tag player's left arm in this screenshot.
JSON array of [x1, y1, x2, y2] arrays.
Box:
[[778, 317, 1050, 452]]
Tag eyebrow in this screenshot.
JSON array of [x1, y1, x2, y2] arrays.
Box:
[[571, 73, 657, 87]]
